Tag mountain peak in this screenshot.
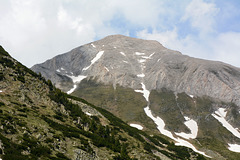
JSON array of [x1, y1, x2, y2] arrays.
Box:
[[101, 34, 153, 42], [32, 35, 240, 107], [92, 34, 165, 51]]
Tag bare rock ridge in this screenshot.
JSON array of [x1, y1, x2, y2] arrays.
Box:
[[32, 34, 240, 107]]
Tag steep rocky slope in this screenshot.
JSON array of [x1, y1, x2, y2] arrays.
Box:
[[31, 35, 240, 159], [0, 46, 208, 159]]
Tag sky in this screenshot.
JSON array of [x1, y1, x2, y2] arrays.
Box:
[[0, 0, 240, 68]]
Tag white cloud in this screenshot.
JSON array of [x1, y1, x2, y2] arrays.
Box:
[[137, 28, 210, 59], [11, 0, 46, 31], [0, 0, 239, 68], [0, 0, 168, 67], [137, 29, 240, 68], [137, 28, 179, 47], [113, 0, 164, 27], [57, 6, 95, 37], [182, 0, 219, 33], [211, 32, 240, 67]]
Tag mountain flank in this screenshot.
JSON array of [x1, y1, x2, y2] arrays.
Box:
[[0, 46, 209, 159], [31, 35, 240, 159], [32, 35, 240, 107]]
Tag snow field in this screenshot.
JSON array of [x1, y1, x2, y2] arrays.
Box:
[[188, 94, 194, 98], [142, 52, 155, 59], [137, 73, 145, 78], [175, 116, 198, 139], [130, 124, 143, 130], [104, 67, 109, 72], [135, 81, 210, 157], [120, 52, 126, 56], [144, 106, 210, 157], [144, 106, 175, 139], [66, 75, 87, 94], [212, 108, 240, 139], [134, 83, 150, 102], [211, 108, 240, 152], [67, 85, 78, 94], [83, 51, 104, 71], [138, 59, 146, 63], [228, 144, 240, 153], [135, 52, 145, 56], [85, 112, 92, 116]]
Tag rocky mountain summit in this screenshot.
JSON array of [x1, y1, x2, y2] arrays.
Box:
[[32, 35, 240, 159], [32, 35, 240, 107]]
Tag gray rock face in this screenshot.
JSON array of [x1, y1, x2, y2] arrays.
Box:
[[31, 35, 240, 107]]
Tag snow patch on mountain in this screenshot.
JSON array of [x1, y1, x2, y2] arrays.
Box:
[[83, 51, 104, 71], [135, 52, 145, 56], [144, 106, 210, 157], [188, 94, 194, 98], [137, 73, 145, 78], [142, 52, 155, 59], [120, 52, 126, 56], [175, 116, 198, 139], [175, 138, 210, 157], [130, 124, 143, 130], [138, 59, 146, 63], [134, 80, 210, 157], [134, 83, 150, 102], [104, 67, 109, 72], [144, 106, 175, 139], [0, 90, 2, 93], [85, 112, 92, 116], [91, 43, 96, 48], [212, 108, 240, 139], [66, 75, 87, 94], [216, 108, 227, 117], [67, 75, 87, 84], [56, 69, 60, 72], [228, 144, 240, 152], [152, 112, 209, 157], [67, 85, 78, 94]]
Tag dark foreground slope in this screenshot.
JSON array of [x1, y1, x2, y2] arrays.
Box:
[[0, 46, 207, 159]]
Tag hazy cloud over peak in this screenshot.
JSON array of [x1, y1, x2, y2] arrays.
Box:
[[0, 0, 240, 67], [182, 0, 219, 33]]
